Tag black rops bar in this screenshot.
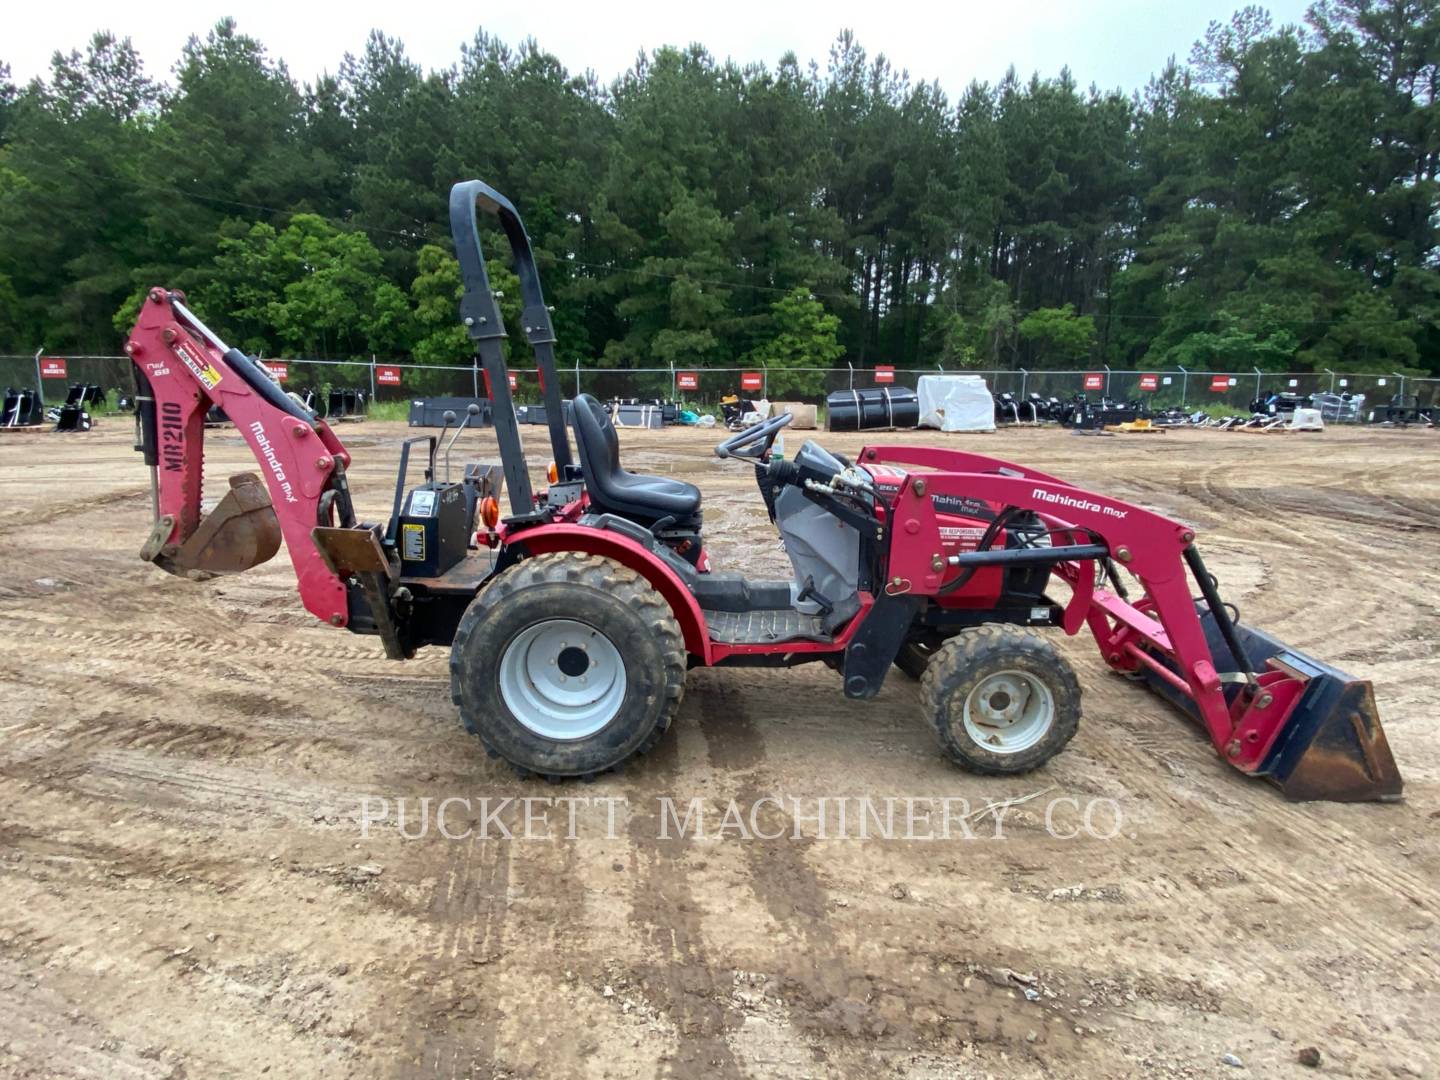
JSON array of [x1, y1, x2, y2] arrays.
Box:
[[449, 180, 573, 478], [449, 182, 533, 518]]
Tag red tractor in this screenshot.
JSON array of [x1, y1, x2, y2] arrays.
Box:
[[123, 180, 1401, 801]]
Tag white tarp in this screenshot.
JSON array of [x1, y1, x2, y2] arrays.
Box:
[[917, 375, 995, 432]]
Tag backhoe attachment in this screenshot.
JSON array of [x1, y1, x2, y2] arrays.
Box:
[[127, 288, 353, 627]]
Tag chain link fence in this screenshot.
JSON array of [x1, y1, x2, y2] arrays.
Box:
[[4, 351, 1434, 421]]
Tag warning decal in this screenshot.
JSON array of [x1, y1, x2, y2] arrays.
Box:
[[402, 523, 426, 561]]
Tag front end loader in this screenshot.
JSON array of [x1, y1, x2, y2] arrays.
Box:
[[121, 179, 1402, 802]]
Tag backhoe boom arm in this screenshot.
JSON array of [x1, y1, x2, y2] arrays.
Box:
[[126, 288, 353, 627]]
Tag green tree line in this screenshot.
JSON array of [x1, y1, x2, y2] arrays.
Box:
[[1, 2, 1437, 377]]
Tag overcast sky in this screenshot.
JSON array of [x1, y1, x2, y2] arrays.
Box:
[[6, 0, 1315, 96]]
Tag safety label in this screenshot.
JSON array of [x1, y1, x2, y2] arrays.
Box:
[[402, 523, 426, 561]]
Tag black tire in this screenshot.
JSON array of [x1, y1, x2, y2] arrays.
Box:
[[920, 625, 1081, 775], [894, 634, 943, 680], [449, 552, 687, 779]]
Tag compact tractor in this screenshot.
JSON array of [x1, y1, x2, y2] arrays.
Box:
[[123, 180, 1402, 800]]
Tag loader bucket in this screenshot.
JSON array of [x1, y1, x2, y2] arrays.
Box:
[[150, 472, 282, 576], [1142, 607, 1403, 802]]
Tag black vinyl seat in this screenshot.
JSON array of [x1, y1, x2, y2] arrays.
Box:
[[571, 393, 701, 524]]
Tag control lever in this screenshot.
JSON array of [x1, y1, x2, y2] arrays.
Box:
[[442, 403, 481, 482]]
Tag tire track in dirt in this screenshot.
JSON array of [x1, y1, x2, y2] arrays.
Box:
[[1193, 465, 1412, 655], [23, 747, 372, 825], [0, 485, 150, 538], [1068, 679, 1439, 985], [394, 826, 514, 1080], [691, 675, 1092, 1072], [625, 719, 748, 1078], [0, 617, 391, 665], [0, 954, 174, 1079]]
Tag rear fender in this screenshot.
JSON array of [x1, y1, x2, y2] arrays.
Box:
[[505, 523, 711, 662]]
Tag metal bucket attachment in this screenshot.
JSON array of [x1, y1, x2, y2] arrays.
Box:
[[1143, 608, 1403, 802], [142, 472, 282, 577], [54, 405, 93, 431]]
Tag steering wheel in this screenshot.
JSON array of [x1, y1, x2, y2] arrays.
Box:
[[715, 411, 792, 461]]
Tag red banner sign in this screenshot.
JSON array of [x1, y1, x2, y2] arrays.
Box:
[[1138, 373, 1158, 391], [874, 365, 895, 384], [40, 358, 67, 379], [1210, 375, 1231, 392], [263, 362, 288, 383], [676, 371, 699, 391], [1083, 372, 1104, 391], [508, 372, 517, 391], [376, 365, 401, 386], [740, 371, 763, 393]]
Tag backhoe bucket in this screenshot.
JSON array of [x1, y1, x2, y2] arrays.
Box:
[[143, 472, 282, 577], [1143, 609, 1402, 802]]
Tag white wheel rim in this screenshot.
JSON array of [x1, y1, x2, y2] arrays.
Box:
[[498, 618, 627, 741], [961, 669, 1055, 754]]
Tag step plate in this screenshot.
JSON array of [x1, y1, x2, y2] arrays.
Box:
[[704, 608, 830, 645]]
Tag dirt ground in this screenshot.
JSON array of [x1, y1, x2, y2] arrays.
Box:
[[0, 415, 1436, 1080]]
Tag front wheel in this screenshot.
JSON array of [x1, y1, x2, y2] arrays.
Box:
[[450, 553, 687, 779], [921, 625, 1081, 775]]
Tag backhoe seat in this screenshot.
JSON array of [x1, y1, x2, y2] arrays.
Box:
[[571, 394, 701, 525]]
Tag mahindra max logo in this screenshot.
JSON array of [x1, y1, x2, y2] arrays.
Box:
[[1031, 486, 1128, 519], [249, 420, 298, 503]]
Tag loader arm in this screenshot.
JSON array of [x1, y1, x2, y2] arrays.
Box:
[[126, 288, 354, 627], [863, 444, 1402, 802]]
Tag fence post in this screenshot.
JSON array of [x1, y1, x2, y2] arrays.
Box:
[[1394, 371, 1405, 402], [1178, 366, 1188, 407], [1254, 367, 1263, 403], [33, 348, 44, 405], [847, 362, 854, 390], [761, 363, 768, 399], [1325, 368, 1335, 393], [369, 355, 376, 401], [1019, 367, 1028, 398], [575, 360, 581, 398], [1103, 364, 1111, 397], [670, 362, 676, 401]]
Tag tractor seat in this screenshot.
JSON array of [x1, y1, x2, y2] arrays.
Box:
[[571, 393, 701, 524]]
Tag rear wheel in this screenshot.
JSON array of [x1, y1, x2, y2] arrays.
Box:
[[921, 625, 1080, 775], [450, 553, 686, 779]]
